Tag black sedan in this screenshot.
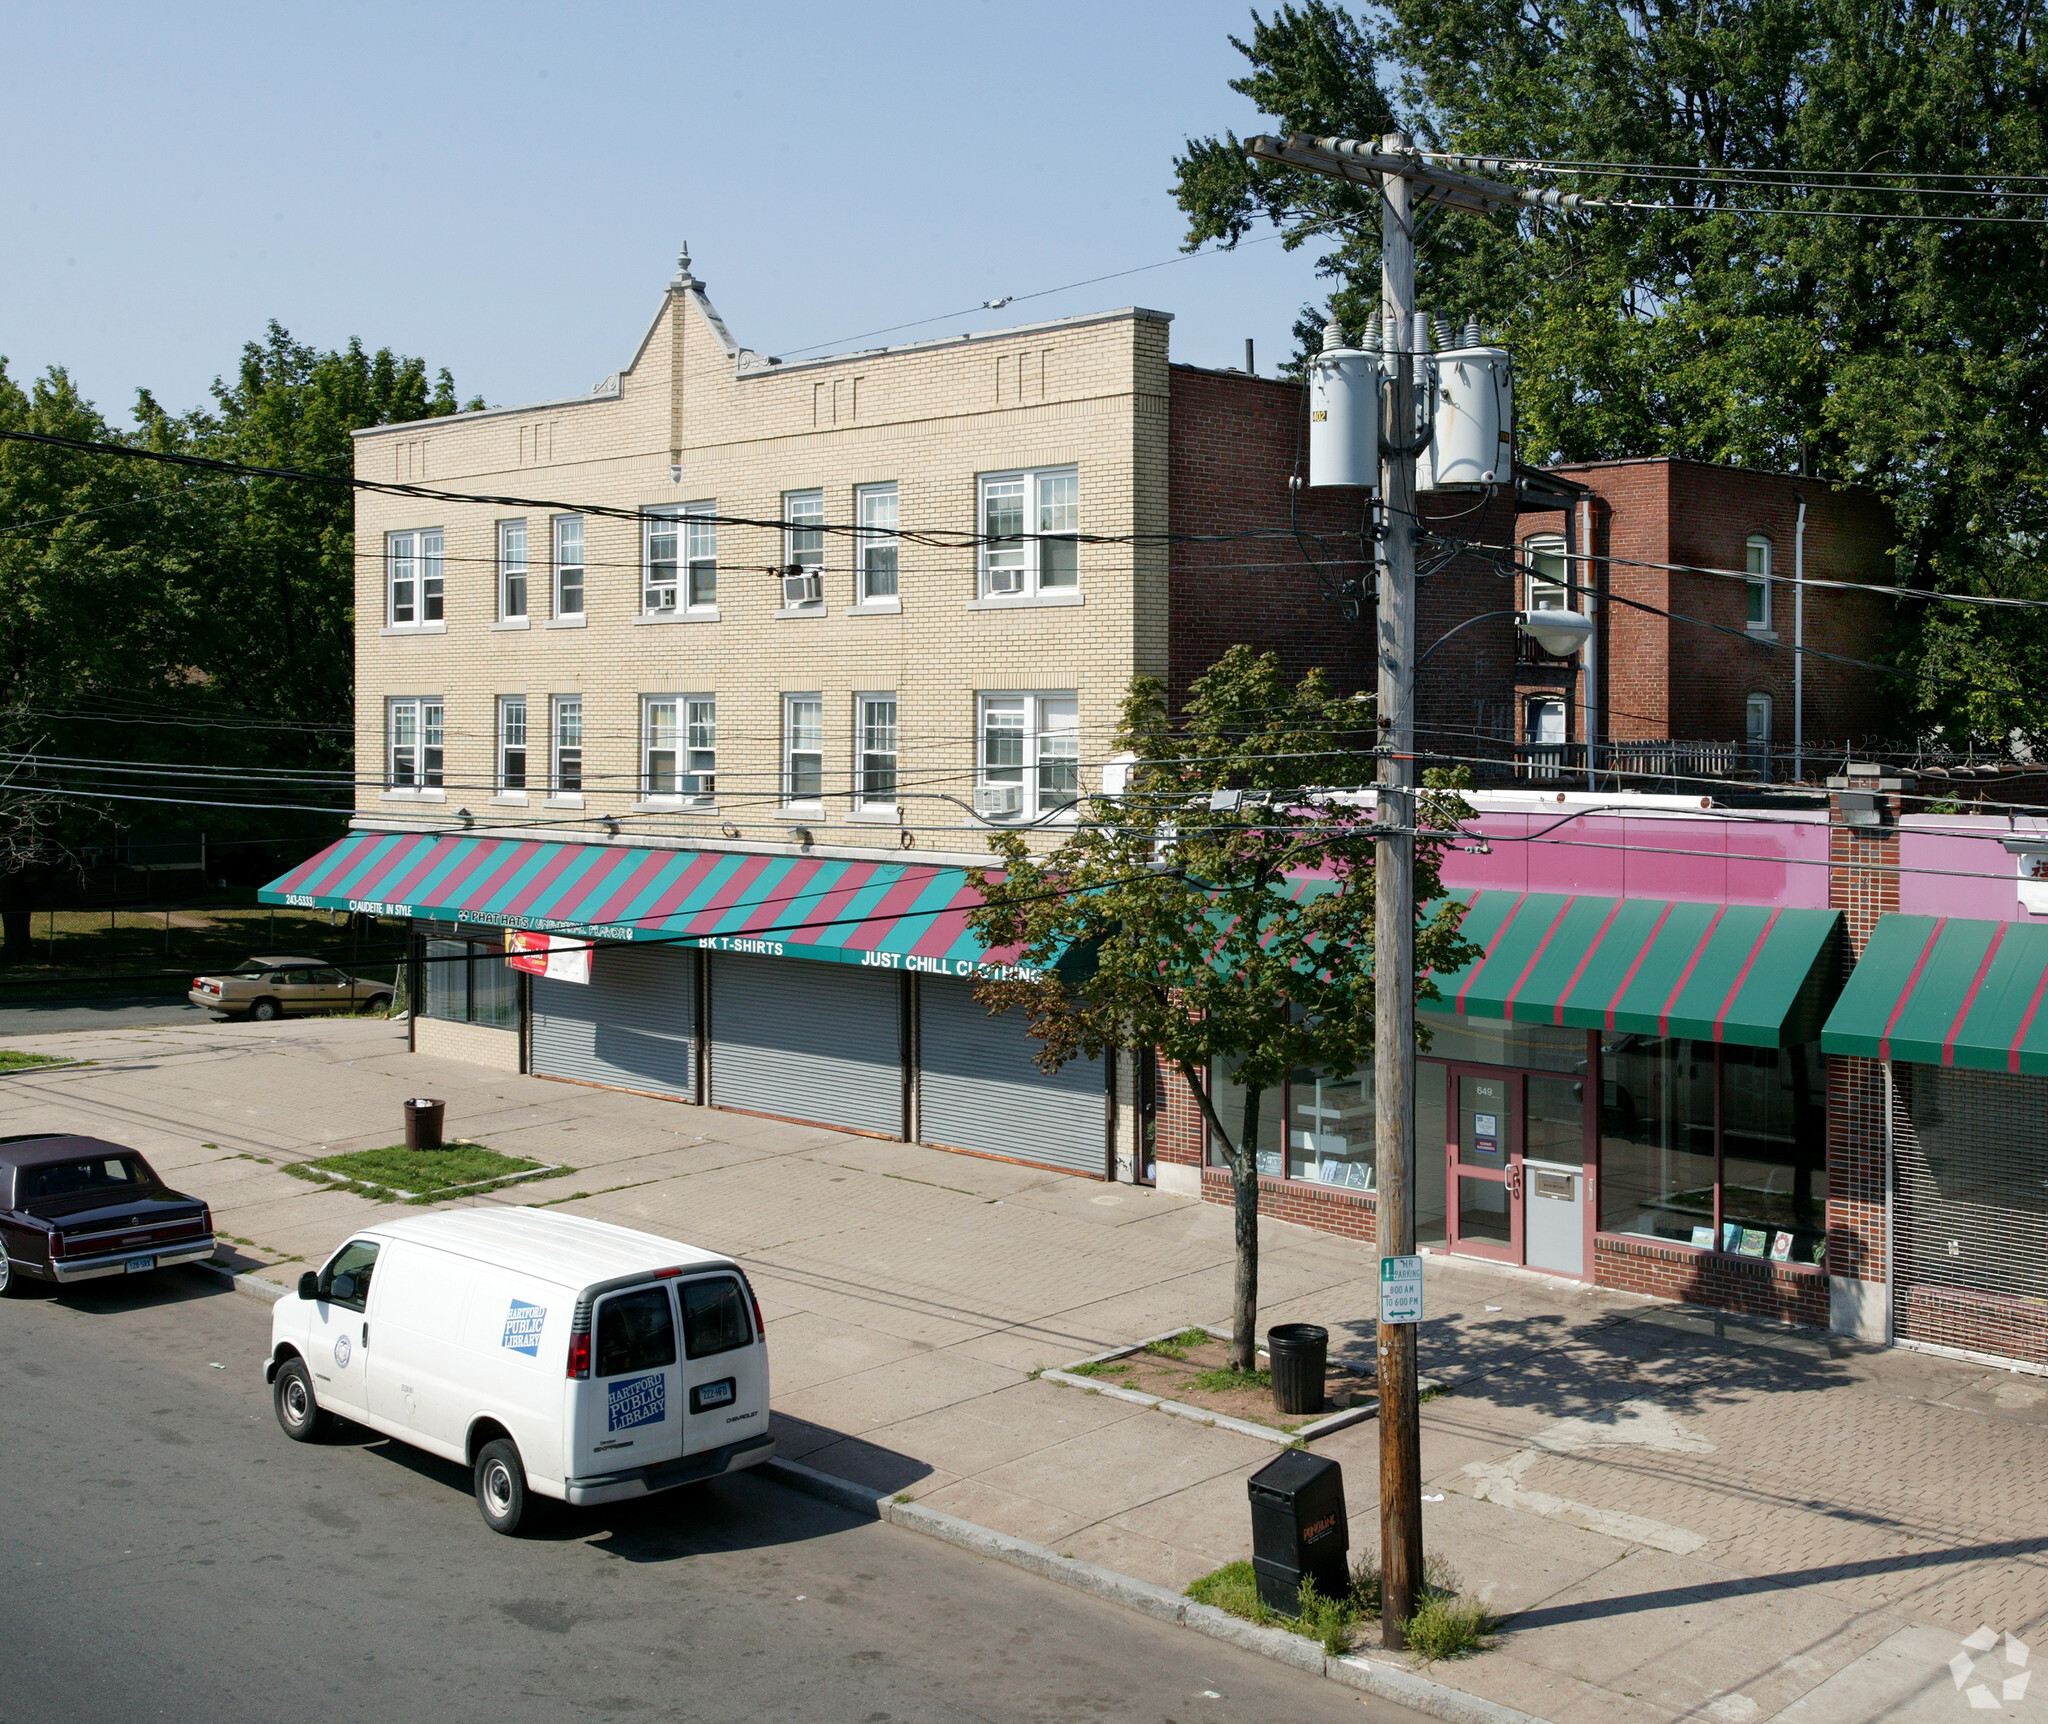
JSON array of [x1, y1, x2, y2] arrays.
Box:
[[0, 1134, 215, 1294]]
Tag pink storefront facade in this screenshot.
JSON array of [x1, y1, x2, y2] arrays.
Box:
[[1150, 789, 2048, 1365]]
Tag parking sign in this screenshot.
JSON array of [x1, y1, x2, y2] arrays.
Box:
[[1380, 1254, 1424, 1324]]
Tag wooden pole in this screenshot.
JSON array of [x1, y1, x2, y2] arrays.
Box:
[[1374, 131, 1425, 1650]]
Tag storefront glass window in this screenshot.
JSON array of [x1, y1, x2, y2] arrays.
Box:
[[1599, 1035, 1718, 1247], [421, 933, 519, 1030], [1207, 1056, 1286, 1175], [1420, 1010, 1589, 1074], [1287, 1072, 1375, 1189], [1719, 1042, 1825, 1265]]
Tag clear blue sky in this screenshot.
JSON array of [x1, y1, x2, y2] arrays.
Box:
[[2, 2, 1347, 427]]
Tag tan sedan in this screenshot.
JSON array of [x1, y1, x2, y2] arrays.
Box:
[[189, 955, 394, 1022]]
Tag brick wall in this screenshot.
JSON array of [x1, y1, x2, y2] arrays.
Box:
[[1595, 1234, 1831, 1327]]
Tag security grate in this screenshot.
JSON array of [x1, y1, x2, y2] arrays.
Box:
[[1894, 1064, 2048, 1320]]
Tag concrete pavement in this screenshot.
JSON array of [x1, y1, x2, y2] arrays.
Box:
[[3, 1013, 2043, 1724]]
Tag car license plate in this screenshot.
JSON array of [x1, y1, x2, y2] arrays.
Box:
[[124, 1255, 155, 1274]]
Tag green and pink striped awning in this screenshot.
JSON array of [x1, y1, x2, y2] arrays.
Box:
[[259, 830, 1024, 977], [1425, 891, 1844, 1048], [1821, 914, 2048, 1075]]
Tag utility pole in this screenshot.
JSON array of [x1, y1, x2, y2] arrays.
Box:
[[1372, 130, 1424, 1650], [1242, 128, 1577, 1652]]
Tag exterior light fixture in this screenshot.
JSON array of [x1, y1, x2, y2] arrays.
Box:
[[1516, 609, 1594, 658], [791, 826, 815, 849]]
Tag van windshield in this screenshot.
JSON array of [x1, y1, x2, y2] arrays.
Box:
[[596, 1286, 676, 1377]]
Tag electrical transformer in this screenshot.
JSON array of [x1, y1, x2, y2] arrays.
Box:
[[1307, 324, 1379, 489], [1421, 335, 1513, 490]]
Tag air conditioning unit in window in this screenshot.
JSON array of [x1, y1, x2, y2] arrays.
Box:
[[975, 784, 1025, 819], [986, 566, 1025, 596], [782, 569, 822, 607]]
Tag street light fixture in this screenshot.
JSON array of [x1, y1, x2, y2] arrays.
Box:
[[1518, 608, 1594, 659]]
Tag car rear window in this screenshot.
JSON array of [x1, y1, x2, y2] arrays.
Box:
[[682, 1276, 751, 1358], [231, 960, 269, 976], [19, 1156, 153, 1202], [596, 1285, 677, 1377]]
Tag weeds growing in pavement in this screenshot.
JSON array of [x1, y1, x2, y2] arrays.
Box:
[[1065, 1359, 1133, 1379], [1143, 1327, 1211, 1362], [1403, 1593, 1497, 1660], [1190, 1365, 1272, 1395]]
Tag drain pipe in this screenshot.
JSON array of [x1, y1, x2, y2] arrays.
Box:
[[1793, 494, 1807, 781], [1579, 495, 1597, 790], [1883, 1058, 1895, 1346]]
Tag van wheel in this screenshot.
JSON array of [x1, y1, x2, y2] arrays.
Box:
[[475, 1439, 530, 1535], [273, 1357, 331, 1441], [250, 998, 281, 1023]]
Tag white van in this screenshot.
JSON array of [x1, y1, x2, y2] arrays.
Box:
[[264, 1208, 773, 1533]]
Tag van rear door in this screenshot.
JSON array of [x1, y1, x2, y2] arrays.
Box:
[[572, 1283, 685, 1478], [677, 1272, 767, 1455]]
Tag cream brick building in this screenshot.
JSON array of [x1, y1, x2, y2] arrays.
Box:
[[352, 246, 1172, 858]]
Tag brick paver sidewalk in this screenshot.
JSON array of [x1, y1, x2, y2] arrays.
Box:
[[4, 1014, 2044, 1724]]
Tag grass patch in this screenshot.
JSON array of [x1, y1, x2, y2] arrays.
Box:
[[1065, 1359, 1133, 1379], [1419, 1382, 1455, 1404], [0, 1049, 68, 1073], [1143, 1326, 1211, 1361], [1189, 1365, 1271, 1395], [287, 1140, 561, 1205], [1186, 1560, 1277, 1627], [1403, 1593, 1497, 1661], [1184, 1564, 1363, 1652]]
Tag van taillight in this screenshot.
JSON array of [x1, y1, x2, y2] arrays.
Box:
[[567, 1332, 591, 1379], [750, 1286, 765, 1339]]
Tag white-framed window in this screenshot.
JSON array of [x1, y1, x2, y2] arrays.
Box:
[[1746, 534, 1772, 629], [857, 694, 898, 808], [498, 695, 527, 792], [856, 483, 899, 602], [783, 693, 824, 806], [684, 697, 716, 802], [979, 468, 1079, 597], [1523, 536, 1569, 612], [642, 696, 714, 804], [388, 697, 444, 789], [498, 520, 528, 620], [644, 510, 679, 613], [685, 508, 717, 610], [387, 529, 443, 626], [552, 517, 584, 618], [976, 692, 1079, 820], [1746, 692, 1773, 746], [551, 695, 583, 794], [783, 490, 825, 609]]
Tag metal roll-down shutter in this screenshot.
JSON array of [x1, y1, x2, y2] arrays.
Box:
[[532, 943, 697, 1100], [919, 974, 1104, 1174], [709, 953, 903, 1137]]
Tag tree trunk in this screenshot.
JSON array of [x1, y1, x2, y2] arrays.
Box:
[[1230, 1083, 1264, 1372], [0, 907, 29, 965]]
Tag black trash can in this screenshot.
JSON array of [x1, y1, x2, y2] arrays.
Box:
[[1247, 1449, 1350, 1614], [1267, 1322, 1329, 1415], [403, 1096, 446, 1152]]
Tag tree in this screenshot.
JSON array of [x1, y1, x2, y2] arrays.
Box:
[[966, 648, 1477, 1372], [0, 327, 480, 959], [1173, 1, 2048, 746]]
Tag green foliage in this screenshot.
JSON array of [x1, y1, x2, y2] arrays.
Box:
[[1172, 3, 2048, 742], [1183, 1561, 1368, 1651], [1190, 1365, 1274, 1394], [285, 1140, 554, 1204], [968, 647, 1476, 1370], [1403, 1593, 1498, 1661], [1144, 1326, 1213, 1360], [1185, 1560, 1279, 1627], [1064, 1358, 1134, 1378], [0, 1049, 66, 1072]]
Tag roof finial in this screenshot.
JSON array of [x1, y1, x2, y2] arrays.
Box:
[[671, 241, 700, 290]]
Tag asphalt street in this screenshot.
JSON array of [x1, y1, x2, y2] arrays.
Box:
[[0, 994, 213, 1036], [0, 1270, 1405, 1724]]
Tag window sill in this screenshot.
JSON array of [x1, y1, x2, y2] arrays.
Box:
[[544, 794, 585, 809], [379, 789, 448, 803], [966, 590, 1083, 611], [379, 622, 448, 636], [845, 806, 901, 825], [1746, 626, 1778, 641], [634, 609, 721, 625], [847, 599, 902, 616], [489, 793, 529, 806], [492, 618, 531, 632], [775, 806, 825, 820], [773, 606, 827, 621], [635, 797, 714, 813], [545, 615, 587, 629], [1595, 1230, 1824, 1275]]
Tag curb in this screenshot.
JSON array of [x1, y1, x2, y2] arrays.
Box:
[[188, 1261, 291, 1303], [760, 1456, 1548, 1724]]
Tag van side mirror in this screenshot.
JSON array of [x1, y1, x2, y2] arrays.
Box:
[[298, 1272, 320, 1301]]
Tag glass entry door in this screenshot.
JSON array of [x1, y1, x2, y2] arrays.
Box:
[[1447, 1068, 1521, 1261]]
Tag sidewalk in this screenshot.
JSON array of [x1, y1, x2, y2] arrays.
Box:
[[3, 1014, 2043, 1724]]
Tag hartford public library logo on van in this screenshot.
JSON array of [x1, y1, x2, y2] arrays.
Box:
[[500, 1300, 547, 1357], [608, 1372, 667, 1432]]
